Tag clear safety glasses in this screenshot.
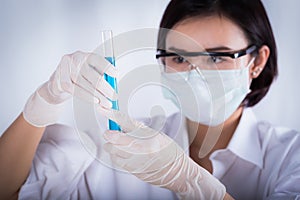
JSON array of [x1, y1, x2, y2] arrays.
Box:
[[156, 45, 257, 73]]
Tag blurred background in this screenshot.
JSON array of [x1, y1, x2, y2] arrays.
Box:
[[1, 0, 299, 134]]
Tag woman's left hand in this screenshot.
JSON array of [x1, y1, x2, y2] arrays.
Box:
[[98, 107, 226, 200]]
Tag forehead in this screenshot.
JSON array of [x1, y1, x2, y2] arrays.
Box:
[[166, 15, 249, 51]]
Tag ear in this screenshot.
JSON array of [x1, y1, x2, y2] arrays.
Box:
[[250, 45, 270, 79]]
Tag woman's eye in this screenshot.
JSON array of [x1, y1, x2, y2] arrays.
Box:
[[209, 56, 224, 63], [172, 56, 187, 64]]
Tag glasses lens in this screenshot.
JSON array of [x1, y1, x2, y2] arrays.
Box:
[[186, 55, 241, 70], [158, 53, 247, 72], [158, 55, 191, 73]]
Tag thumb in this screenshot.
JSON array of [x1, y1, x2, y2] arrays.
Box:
[[96, 106, 144, 133]]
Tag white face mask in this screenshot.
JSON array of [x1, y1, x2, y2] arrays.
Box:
[[160, 59, 254, 126]]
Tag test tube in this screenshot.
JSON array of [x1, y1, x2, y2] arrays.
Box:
[[101, 30, 121, 131]]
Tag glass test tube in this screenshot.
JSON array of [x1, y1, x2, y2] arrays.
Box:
[[101, 30, 121, 131]]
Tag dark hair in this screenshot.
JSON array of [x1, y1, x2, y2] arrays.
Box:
[[157, 0, 278, 107]]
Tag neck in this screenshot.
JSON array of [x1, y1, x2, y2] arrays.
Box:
[[187, 107, 243, 159]]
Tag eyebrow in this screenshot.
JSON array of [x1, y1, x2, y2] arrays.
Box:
[[168, 46, 234, 52]]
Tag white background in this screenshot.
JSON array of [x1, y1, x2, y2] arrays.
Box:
[[0, 0, 299, 134]]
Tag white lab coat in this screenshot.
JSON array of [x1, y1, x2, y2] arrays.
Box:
[[19, 109, 300, 200]]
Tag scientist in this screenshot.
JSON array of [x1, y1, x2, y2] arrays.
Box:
[[1, 0, 300, 199]]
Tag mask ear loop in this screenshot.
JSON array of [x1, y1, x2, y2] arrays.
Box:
[[237, 56, 256, 77], [187, 63, 205, 81], [194, 65, 202, 76], [186, 61, 196, 81], [246, 57, 256, 69], [192, 63, 205, 81], [247, 56, 257, 85]]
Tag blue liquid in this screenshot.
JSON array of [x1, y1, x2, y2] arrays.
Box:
[[104, 57, 121, 131]]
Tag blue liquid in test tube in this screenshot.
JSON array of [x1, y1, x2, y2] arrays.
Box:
[[101, 30, 121, 131]]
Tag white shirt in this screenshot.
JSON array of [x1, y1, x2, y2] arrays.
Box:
[[209, 109, 300, 200], [19, 108, 300, 200]]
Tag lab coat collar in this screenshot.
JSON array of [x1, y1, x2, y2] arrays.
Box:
[[226, 108, 263, 169]]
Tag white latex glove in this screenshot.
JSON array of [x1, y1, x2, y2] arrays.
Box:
[[23, 51, 117, 127], [98, 108, 226, 200]]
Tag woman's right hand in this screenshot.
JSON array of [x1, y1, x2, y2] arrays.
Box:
[[23, 51, 118, 127]]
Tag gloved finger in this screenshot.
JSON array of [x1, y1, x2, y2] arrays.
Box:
[[109, 153, 149, 172], [97, 77, 118, 100], [127, 126, 161, 140], [103, 131, 134, 145], [96, 107, 145, 133], [72, 74, 113, 108], [110, 151, 160, 174], [99, 108, 159, 140], [69, 51, 88, 79], [96, 105, 113, 121], [80, 62, 117, 100], [73, 82, 112, 108], [104, 130, 165, 155], [86, 53, 118, 77], [110, 154, 129, 169], [103, 143, 132, 159]]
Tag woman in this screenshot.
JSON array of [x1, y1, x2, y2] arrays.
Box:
[[1, 0, 299, 199]]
